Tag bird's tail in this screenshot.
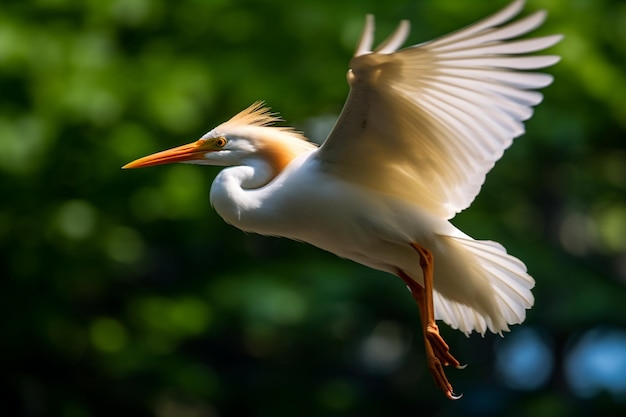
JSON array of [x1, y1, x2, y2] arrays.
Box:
[[432, 235, 534, 336]]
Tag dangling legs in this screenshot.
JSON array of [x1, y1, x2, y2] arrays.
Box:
[[409, 243, 462, 370], [397, 243, 463, 400]]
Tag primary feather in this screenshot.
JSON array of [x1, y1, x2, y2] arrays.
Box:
[[317, 0, 562, 219]]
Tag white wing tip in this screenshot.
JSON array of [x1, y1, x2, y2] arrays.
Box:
[[355, 14, 375, 57], [355, 15, 412, 57], [374, 20, 411, 54], [509, 0, 527, 15]]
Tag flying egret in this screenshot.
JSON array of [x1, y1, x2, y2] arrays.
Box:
[[124, 0, 561, 399]]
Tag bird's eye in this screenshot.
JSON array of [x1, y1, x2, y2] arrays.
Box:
[[214, 137, 227, 148]]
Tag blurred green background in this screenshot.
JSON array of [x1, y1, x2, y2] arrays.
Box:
[[2, 0, 626, 416]]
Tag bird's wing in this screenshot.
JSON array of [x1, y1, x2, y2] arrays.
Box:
[[315, 0, 561, 219]]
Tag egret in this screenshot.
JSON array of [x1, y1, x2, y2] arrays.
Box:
[[124, 0, 561, 399]]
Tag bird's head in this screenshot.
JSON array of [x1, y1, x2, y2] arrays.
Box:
[[123, 102, 317, 173]]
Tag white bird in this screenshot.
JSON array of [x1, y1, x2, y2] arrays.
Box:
[[124, 0, 561, 399]]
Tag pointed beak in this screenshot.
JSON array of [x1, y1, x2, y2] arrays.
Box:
[[122, 140, 209, 169]]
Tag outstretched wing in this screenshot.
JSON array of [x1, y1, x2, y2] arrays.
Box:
[[315, 0, 561, 219]]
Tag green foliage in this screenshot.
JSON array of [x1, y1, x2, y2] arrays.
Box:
[[1, 0, 625, 416]]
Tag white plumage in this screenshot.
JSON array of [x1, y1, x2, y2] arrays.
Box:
[[124, 0, 561, 399], [323, 0, 561, 219]]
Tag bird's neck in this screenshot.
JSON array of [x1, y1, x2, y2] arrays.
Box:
[[209, 158, 276, 231]]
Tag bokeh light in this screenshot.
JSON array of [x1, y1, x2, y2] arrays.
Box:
[[565, 327, 626, 401], [495, 327, 554, 391]]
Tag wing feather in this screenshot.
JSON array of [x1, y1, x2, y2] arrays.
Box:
[[316, 0, 561, 219], [354, 15, 375, 57], [427, 0, 525, 47], [431, 10, 547, 50], [374, 20, 411, 54]]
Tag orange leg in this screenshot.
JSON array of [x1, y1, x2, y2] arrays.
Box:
[[397, 243, 463, 400]]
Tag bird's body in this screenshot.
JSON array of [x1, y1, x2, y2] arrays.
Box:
[[210, 146, 531, 336], [124, 0, 561, 399]]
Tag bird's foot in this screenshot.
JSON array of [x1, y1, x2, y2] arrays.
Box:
[[424, 323, 464, 400], [426, 354, 463, 400], [425, 323, 463, 369]]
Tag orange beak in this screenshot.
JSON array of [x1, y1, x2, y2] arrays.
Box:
[[122, 140, 209, 169]]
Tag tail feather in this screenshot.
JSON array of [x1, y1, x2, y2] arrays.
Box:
[[434, 291, 490, 335], [433, 236, 534, 336]]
